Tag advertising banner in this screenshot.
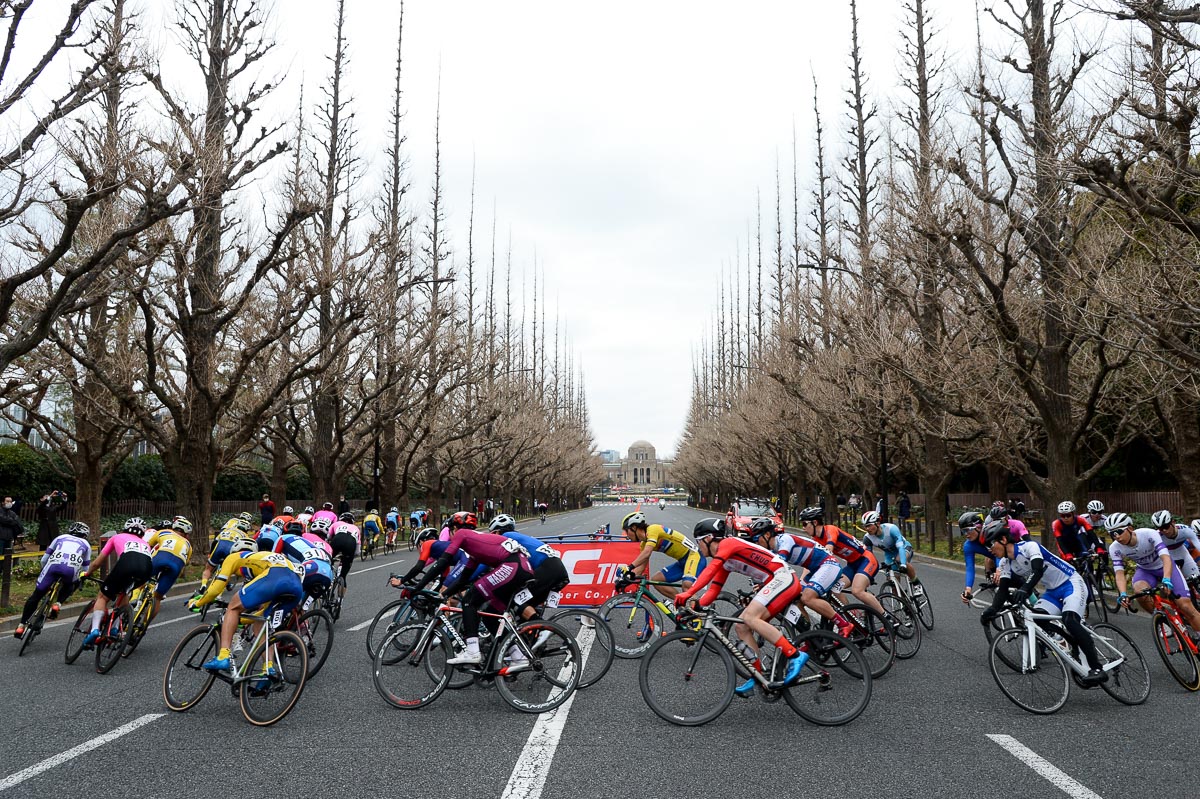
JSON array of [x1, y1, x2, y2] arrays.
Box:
[[554, 541, 641, 606]]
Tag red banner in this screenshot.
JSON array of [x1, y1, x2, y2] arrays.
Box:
[[554, 541, 641, 606]]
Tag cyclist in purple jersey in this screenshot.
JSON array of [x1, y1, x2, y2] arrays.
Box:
[[15, 522, 92, 637]]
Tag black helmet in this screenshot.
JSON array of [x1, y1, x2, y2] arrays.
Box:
[[693, 518, 726, 541], [958, 511, 984, 531], [338, 511, 355, 523], [416, 528, 438, 544], [987, 506, 1008, 522], [797, 506, 824, 523], [322, 502, 334, 511], [746, 516, 777, 542], [981, 518, 1010, 546]]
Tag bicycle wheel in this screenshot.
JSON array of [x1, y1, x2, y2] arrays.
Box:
[[18, 595, 50, 657], [122, 603, 152, 658], [876, 592, 921, 659], [493, 619, 581, 714], [95, 606, 131, 674], [326, 576, 345, 622], [64, 601, 95, 664], [239, 629, 307, 726], [294, 608, 335, 678], [988, 627, 1070, 714], [837, 603, 895, 679], [163, 624, 220, 711], [1083, 573, 1108, 623], [373, 621, 453, 708], [782, 629, 873, 726], [551, 608, 615, 689], [599, 593, 664, 659], [1099, 562, 1122, 612], [1152, 613, 1200, 691], [638, 629, 735, 726], [365, 598, 422, 658], [1091, 622, 1150, 705], [912, 587, 935, 630]]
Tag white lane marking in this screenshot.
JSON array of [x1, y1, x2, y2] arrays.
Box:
[[500, 626, 595, 799], [986, 735, 1104, 799], [348, 617, 375, 632], [149, 614, 197, 629], [0, 714, 165, 793]]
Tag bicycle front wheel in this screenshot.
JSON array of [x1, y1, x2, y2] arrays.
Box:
[[913, 587, 935, 630], [64, 601, 95, 664], [782, 629, 873, 726], [373, 621, 452, 709], [18, 595, 49, 657], [599, 593, 664, 658], [1152, 613, 1200, 691], [1091, 622, 1150, 705], [876, 591, 921, 659], [365, 598, 422, 658], [638, 629, 735, 726], [988, 627, 1069, 714], [493, 619, 581, 714], [294, 608, 335, 678], [95, 606, 131, 674], [163, 624, 220, 711], [551, 608, 615, 689], [239, 629, 308, 726], [838, 603, 895, 679], [1084, 573, 1108, 623]]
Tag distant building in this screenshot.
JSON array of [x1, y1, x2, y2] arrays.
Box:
[[599, 449, 620, 464], [602, 441, 675, 488]]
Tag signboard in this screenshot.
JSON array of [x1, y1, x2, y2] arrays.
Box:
[[554, 541, 641, 606]]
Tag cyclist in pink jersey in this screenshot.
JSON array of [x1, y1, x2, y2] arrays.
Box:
[[78, 527, 153, 647], [310, 503, 339, 529]]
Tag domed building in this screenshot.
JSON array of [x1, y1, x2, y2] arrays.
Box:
[[602, 441, 675, 489]]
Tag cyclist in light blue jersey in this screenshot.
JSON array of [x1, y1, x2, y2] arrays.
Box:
[[860, 511, 925, 596]]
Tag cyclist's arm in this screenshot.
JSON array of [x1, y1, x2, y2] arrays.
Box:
[[677, 557, 724, 605], [629, 541, 655, 574], [984, 575, 1018, 615], [193, 558, 236, 605]]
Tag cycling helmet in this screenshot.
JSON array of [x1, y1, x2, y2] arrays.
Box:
[[987, 506, 1008, 521], [230, 537, 257, 555], [303, 506, 314, 514], [321, 502, 334, 511], [416, 528, 438, 544], [68, 521, 91, 539], [390, 506, 399, 513], [797, 506, 824, 523], [981, 518, 1010, 546], [991, 500, 1007, 510], [1086, 500, 1104, 514], [1192, 519, 1200, 536], [172, 516, 193, 536], [309, 517, 331, 537], [1056, 501, 1075, 515], [958, 511, 984, 531], [339, 511, 355, 523], [860, 511, 881, 526], [449, 511, 477, 529], [159, 519, 174, 530], [368, 508, 378, 515], [621, 511, 647, 530], [283, 505, 294, 515], [283, 520, 305, 536], [489, 514, 517, 533], [693, 518, 727, 540], [234, 518, 252, 533], [1104, 513, 1133, 533], [123, 517, 146, 534], [238, 511, 254, 523], [746, 516, 777, 542], [1151, 510, 1173, 528]]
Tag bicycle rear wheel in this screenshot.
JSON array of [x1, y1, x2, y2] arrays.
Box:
[[639, 629, 734, 726], [1091, 622, 1150, 705], [95, 606, 131, 674], [122, 603, 152, 658], [551, 608, 615, 689], [1152, 613, 1200, 691], [782, 629, 872, 726], [365, 598, 422, 658], [876, 591, 921, 659], [163, 624, 220, 711], [294, 608, 335, 678], [64, 601, 95, 664], [373, 621, 453, 708], [239, 629, 308, 726], [18, 595, 50, 657], [599, 594, 663, 658], [988, 627, 1069, 714], [837, 603, 895, 679], [494, 619, 581, 714]]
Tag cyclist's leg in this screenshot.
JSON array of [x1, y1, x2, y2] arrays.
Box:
[[740, 571, 803, 655], [849, 554, 886, 615], [799, 561, 843, 621]]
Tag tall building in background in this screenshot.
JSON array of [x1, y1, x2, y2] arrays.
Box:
[[599, 449, 620, 464]]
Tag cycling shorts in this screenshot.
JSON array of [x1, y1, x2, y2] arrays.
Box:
[[751, 569, 802, 617], [239, 568, 303, 614], [35, 562, 78, 593], [474, 553, 533, 612], [151, 550, 186, 596], [207, 540, 233, 568], [330, 532, 357, 572], [844, 550, 879, 583], [883, 546, 913, 569], [528, 557, 570, 604], [1133, 566, 1191, 599], [1172, 556, 1200, 581], [802, 560, 843, 595], [364, 521, 381, 537], [1036, 573, 1087, 617], [659, 551, 704, 585], [302, 559, 333, 598], [100, 552, 153, 601]]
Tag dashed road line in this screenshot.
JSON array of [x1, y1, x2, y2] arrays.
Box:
[[986, 734, 1103, 799], [0, 714, 165, 793]]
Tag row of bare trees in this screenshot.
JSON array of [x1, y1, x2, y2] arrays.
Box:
[[675, 0, 1200, 530], [0, 0, 602, 538]]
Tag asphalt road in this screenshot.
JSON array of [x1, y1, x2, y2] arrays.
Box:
[[0, 503, 1191, 799]]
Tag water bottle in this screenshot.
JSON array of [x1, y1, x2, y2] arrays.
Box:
[[735, 641, 756, 663]]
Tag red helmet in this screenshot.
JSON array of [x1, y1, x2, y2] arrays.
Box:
[[449, 511, 478, 530]]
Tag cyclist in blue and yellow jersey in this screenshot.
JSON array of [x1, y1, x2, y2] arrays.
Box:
[[144, 517, 193, 621], [860, 511, 925, 596], [621, 511, 704, 602], [363, 508, 384, 552], [203, 516, 253, 584], [187, 538, 304, 673]]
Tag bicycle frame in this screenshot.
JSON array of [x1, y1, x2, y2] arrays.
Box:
[[678, 610, 823, 691], [202, 606, 288, 687], [617, 576, 682, 619], [1005, 605, 1125, 678], [1141, 590, 1200, 656], [405, 591, 537, 676]]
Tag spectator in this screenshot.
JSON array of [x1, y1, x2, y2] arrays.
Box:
[[873, 492, 884, 516], [0, 496, 23, 552], [848, 493, 861, 511], [338, 494, 351, 515], [1008, 498, 1026, 520], [258, 494, 276, 525], [898, 492, 912, 521], [36, 490, 67, 549]]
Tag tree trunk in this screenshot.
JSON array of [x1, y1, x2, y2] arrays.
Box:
[[270, 429, 289, 505], [380, 419, 399, 511], [1167, 399, 1200, 518], [165, 434, 216, 555], [921, 430, 952, 536], [986, 462, 1008, 501], [72, 460, 105, 534]]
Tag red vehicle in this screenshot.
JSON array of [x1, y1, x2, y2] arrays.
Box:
[[725, 498, 784, 537]]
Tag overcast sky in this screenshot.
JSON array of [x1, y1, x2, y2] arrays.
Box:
[[27, 0, 989, 458]]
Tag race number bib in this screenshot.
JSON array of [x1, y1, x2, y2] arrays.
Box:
[[785, 605, 802, 623], [501, 538, 525, 555], [271, 608, 285, 626], [513, 587, 534, 606], [545, 590, 562, 609]]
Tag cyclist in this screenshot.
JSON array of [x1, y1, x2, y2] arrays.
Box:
[[275, 530, 334, 601], [1051, 501, 1102, 563], [329, 511, 360, 583], [1107, 512, 1200, 635], [405, 512, 534, 666], [860, 510, 924, 596], [296, 506, 315, 526], [310, 502, 339, 530], [493, 514, 568, 622], [960, 511, 992, 604], [256, 521, 283, 552], [79, 525, 154, 648], [144, 517, 193, 621], [392, 528, 478, 593], [203, 516, 253, 584], [409, 508, 422, 533], [988, 503, 1030, 540], [305, 516, 335, 556], [620, 511, 704, 602], [537, 501, 549, 524], [187, 539, 305, 673], [1153, 510, 1200, 596], [978, 518, 1108, 684], [675, 519, 809, 696], [270, 505, 296, 529], [14, 521, 90, 638], [363, 508, 384, 551], [658, 499, 666, 511], [386, 506, 401, 535], [1084, 500, 1106, 531], [801, 506, 886, 617], [747, 516, 854, 639]]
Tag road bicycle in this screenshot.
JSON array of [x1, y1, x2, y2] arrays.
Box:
[[373, 588, 581, 714], [1072, 553, 1109, 622], [162, 599, 308, 726], [361, 534, 376, 561], [281, 599, 335, 678], [987, 599, 1150, 714], [384, 529, 398, 554], [638, 606, 872, 727], [322, 560, 347, 622], [598, 574, 739, 658], [17, 578, 65, 656], [121, 574, 161, 658], [64, 577, 138, 674], [366, 575, 438, 658], [876, 562, 934, 630], [1128, 586, 1200, 691]]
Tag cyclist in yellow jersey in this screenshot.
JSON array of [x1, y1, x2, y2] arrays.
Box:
[[144, 518, 194, 621], [202, 518, 253, 584], [187, 540, 304, 672], [621, 511, 705, 601]]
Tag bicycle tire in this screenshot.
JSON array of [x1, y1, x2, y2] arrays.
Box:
[[18, 593, 51, 657], [1152, 613, 1200, 691], [912, 587, 935, 630], [638, 629, 735, 726], [835, 603, 895, 679], [1083, 570, 1108, 623], [95, 606, 131, 674], [493, 619, 581, 714], [163, 624, 220, 711], [782, 629, 873, 726], [325, 575, 346, 622], [988, 627, 1069, 714], [122, 600, 153, 658], [550, 608, 616, 689], [294, 608, 335, 678], [64, 601, 94, 664], [876, 591, 921, 659], [599, 593, 664, 659], [373, 621, 453, 709], [365, 598, 421, 658], [1091, 622, 1150, 705], [239, 629, 308, 726]]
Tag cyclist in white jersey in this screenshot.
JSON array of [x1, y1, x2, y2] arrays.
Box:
[[978, 519, 1107, 684], [1106, 513, 1200, 634], [1153, 510, 1200, 585]]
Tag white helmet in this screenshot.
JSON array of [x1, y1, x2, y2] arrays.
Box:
[[489, 514, 516, 533], [1192, 519, 1200, 536], [1104, 513, 1133, 533], [1056, 501, 1075, 515], [309, 517, 331, 533], [621, 511, 646, 530], [1086, 500, 1104, 514], [860, 511, 881, 526], [1151, 510, 1173, 528]]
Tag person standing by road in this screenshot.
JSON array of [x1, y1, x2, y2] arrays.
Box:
[[258, 494, 275, 525], [36, 490, 67, 550], [0, 496, 24, 553], [338, 494, 351, 515], [897, 492, 911, 522]]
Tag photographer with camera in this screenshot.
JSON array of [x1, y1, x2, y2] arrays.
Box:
[[36, 490, 67, 550]]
